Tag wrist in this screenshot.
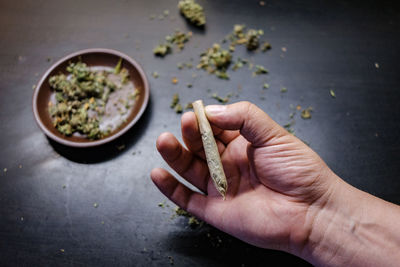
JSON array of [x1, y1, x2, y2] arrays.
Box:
[[297, 176, 400, 267]]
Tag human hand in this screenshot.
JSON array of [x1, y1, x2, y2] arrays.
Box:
[[151, 101, 338, 254]]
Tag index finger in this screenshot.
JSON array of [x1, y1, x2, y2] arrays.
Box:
[[181, 112, 240, 156]]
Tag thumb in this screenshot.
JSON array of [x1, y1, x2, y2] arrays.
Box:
[[205, 101, 285, 146]]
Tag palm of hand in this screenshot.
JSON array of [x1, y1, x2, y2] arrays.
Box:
[[204, 131, 328, 250]]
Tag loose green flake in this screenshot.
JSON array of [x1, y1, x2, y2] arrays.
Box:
[[211, 93, 230, 103], [188, 216, 200, 226], [114, 58, 122, 74], [232, 57, 248, 71], [93, 203, 99, 208], [154, 30, 192, 57], [283, 121, 295, 134], [152, 71, 159, 78], [174, 103, 183, 113], [330, 89, 336, 98], [173, 207, 203, 227], [184, 103, 193, 110], [153, 43, 171, 57], [261, 41, 272, 52], [253, 65, 268, 76], [165, 30, 192, 51], [301, 107, 313, 119], [281, 87, 287, 93], [170, 93, 180, 108], [263, 83, 269, 89]]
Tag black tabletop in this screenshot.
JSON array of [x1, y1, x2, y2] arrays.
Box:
[[1, 0, 399, 266]]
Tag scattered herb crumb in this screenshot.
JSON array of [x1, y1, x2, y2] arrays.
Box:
[[165, 30, 192, 51], [280, 87, 287, 93], [173, 207, 203, 227], [330, 89, 336, 98], [253, 65, 268, 76], [93, 203, 99, 208], [263, 83, 269, 89], [152, 71, 159, 78], [153, 43, 171, 57], [197, 43, 231, 79], [168, 255, 174, 265], [188, 216, 200, 226], [3, 168, 7, 173], [170, 93, 180, 108], [374, 62, 379, 69], [283, 121, 295, 134], [211, 93, 230, 103], [301, 107, 313, 119], [261, 41, 272, 52], [114, 58, 123, 74], [174, 104, 183, 113], [116, 144, 126, 151], [171, 77, 179, 84], [60, 249, 65, 253], [184, 103, 193, 110], [232, 57, 248, 71]]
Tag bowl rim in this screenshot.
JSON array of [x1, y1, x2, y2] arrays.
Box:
[[32, 48, 150, 148]]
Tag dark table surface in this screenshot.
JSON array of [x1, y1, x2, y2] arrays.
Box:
[[1, 0, 399, 266]]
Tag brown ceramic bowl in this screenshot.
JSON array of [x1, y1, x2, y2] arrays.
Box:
[[33, 48, 149, 147]]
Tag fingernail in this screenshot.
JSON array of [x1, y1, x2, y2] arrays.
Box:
[[205, 105, 226, 116]]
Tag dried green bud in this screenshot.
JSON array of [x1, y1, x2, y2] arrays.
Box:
[[197, 43, 232, 79], [178, 0, 206, 27], [246, 29, 262, 50]]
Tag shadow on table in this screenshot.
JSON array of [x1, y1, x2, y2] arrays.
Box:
[[162, 224, 312, 267], [47, 98, 153, 164]]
